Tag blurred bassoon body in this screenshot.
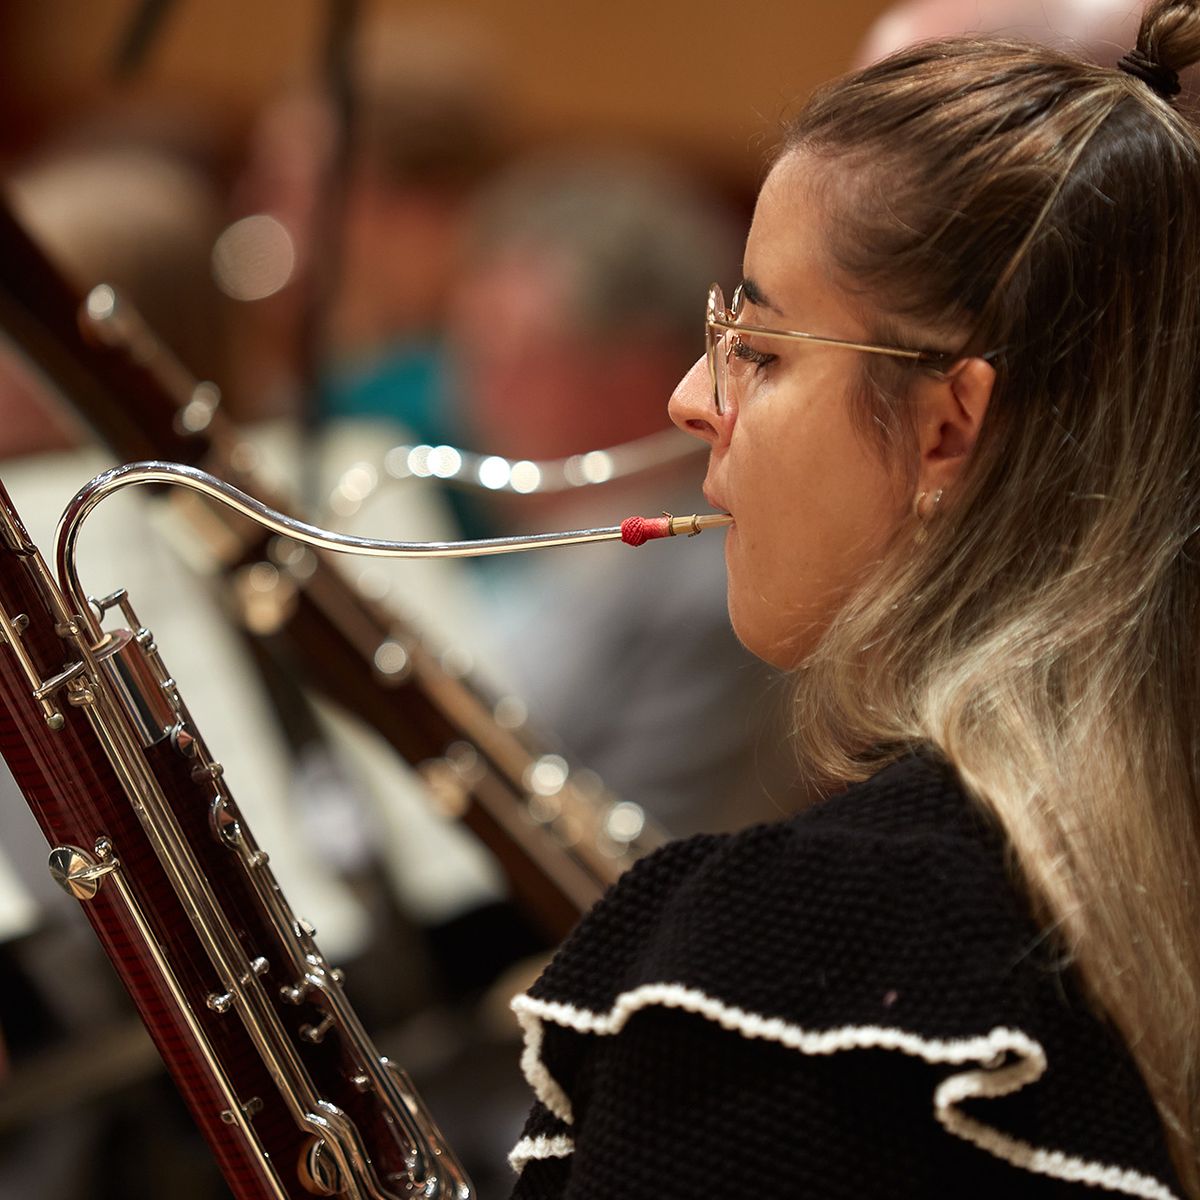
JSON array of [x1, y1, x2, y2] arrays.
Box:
[[0, 198, 664, 940]]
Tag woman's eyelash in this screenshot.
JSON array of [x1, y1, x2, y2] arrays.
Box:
[[732, 338, 777, 369]]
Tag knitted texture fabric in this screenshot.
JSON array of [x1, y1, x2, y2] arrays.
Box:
[[508, 753, 1183, 1199]]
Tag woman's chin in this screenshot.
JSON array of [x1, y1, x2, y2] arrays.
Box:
[[727, 596, 818, 670], [728, 608, 795, 669]]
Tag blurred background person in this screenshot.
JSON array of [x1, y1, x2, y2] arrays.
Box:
[[321, 14, 506, 447], [447, 154, 793, 838], [226, 11, 508, 449]]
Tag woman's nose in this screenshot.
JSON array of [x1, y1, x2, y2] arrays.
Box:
[[668, 356, 732, 448]]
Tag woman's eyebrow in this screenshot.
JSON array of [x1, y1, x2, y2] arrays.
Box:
[[740, 276, 782, 313]]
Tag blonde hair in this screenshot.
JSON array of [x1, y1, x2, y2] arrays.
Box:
[[784, 3, 1200, 1191]]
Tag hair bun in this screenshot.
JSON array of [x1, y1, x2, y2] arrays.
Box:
[[1118, 46, 1183, 98]]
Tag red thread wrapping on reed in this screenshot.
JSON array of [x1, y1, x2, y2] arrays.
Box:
[[620, 516, 671, 546]]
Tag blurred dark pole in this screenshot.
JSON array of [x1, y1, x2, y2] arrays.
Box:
[[113, 0, 180, 79], [298, 0, 359, 510]]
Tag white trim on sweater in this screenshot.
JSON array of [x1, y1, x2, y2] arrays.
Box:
[[509, 1133, 575, 1172], [508, 982, 1179, 1199]]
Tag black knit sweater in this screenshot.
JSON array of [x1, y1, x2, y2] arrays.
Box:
[[507, 753, 1182, 1199]]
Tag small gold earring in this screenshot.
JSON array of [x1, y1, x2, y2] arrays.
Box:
[[913, 488, 944, 542]]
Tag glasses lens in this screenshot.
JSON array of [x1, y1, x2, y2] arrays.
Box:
[[707, 283, 728, 414]]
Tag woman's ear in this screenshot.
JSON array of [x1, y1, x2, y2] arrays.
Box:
[[912, 356, 995, 495]]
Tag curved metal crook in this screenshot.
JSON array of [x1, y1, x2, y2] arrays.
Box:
[[54, 460, 729, 627]]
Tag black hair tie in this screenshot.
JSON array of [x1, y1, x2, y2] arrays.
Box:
[[1117, 47, 1182, 99]]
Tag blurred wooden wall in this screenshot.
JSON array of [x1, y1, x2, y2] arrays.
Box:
[[0, 0, 893, 192]]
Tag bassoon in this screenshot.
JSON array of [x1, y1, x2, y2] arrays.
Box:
[[0, 468, 473, 1199]]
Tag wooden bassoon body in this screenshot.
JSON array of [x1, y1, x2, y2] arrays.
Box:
[[0, 473, 471, 1198]]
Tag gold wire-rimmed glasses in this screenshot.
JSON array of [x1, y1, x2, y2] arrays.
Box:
[[705, 282, 958, 415]]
